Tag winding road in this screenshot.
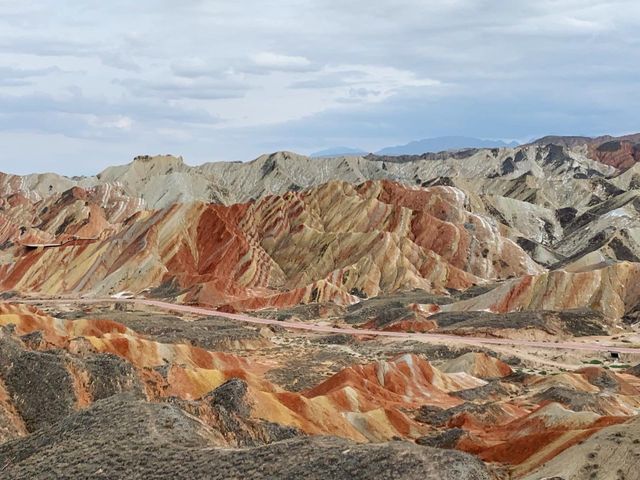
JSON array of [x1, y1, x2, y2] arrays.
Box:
[[19, 297, 640, 355]]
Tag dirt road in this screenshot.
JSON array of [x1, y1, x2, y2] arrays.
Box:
[[20, 297, 640, 355]]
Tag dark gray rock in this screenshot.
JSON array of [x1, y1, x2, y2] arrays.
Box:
[[84, 353, 144, 401], [452, 381, 510, 402], [532, 387, 599, 412], [626, 363, 640, 377], [0, 348, 76, 432], [0, 394, 492, 479], [582, 368, 620, 391], [416, 428, 467, 449], [209, 378, 251, 417]]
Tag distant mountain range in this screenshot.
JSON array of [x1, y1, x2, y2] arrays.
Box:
[[310, 146, 368, 157], [311, 136, 519, 158], [376, 136, 519, 155]]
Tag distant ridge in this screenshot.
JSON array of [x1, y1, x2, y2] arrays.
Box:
[[530, 132, 640, 147], [310, 147, 368, 157], [375, 136, 519, 156], [308, 133, 640, 159], [529, 132, 640, 171]]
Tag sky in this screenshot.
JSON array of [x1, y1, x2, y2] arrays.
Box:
[[0, 0, 639, 175]]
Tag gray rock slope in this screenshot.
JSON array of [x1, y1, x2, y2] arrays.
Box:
[[0, 394, 492, 480]]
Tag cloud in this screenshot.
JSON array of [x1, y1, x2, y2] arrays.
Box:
[[0, 65, 60, 78], [0, 92, 217, 121], [289, 70, 369, 89], [0, 91, 221, 143], [0, 65, 61, 86], [0, 35, 144, 73], [245, 52, 317, 73], [171, 58, 213, 78], [114, 76, 249, 100], [288, 64, 443, 107], [251, 52, 310, 68], [87, 115, 133, 130], [0, 0, 638, 173]]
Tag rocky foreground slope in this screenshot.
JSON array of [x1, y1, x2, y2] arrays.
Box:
[[2, 134, 640, 478], [1, 302, 640, 479]]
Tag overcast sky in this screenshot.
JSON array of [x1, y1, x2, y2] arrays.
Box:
[[1, 1, 639, 175]]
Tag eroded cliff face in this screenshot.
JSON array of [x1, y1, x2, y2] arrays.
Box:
[[436, 261, 640, 320], [0, 179, 542, 310]]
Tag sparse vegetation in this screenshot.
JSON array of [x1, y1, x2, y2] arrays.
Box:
[[583, 359, 604, 365]]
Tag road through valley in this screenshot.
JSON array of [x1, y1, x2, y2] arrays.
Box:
[[17, 297, 640, 355]]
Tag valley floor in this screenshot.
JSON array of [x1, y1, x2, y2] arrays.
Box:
[[2, 296, 640, 479]]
